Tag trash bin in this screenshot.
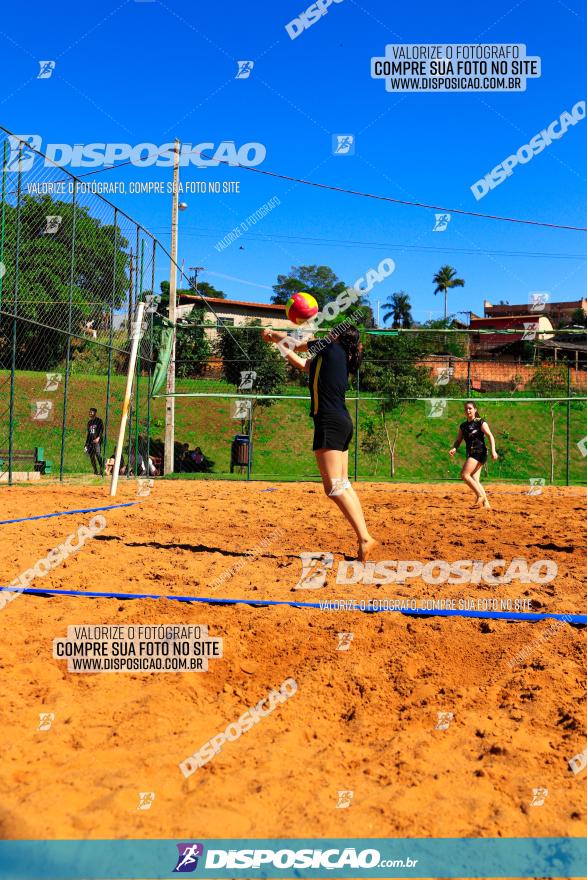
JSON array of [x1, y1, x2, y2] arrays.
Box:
[[34, 447, 47, 474], [231, 435, 250, 472]]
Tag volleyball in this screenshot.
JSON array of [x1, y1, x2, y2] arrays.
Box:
[[285, 292, 319, 325]]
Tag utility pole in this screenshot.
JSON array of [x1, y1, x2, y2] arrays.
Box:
[[456, 310, 473, 327], [189, 266, 206, 296], [164, 139, 180, 475]]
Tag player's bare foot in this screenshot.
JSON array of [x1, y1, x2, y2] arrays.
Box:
[[472, 495, 486, 507], [483, 497, 491, 509], [358, 536, 378, 562]]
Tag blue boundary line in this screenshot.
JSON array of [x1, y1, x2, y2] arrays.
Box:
[[0, 501, 139, 525], [0, 585, 585, 624]]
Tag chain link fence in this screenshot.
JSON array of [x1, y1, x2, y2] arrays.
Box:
[[160, 325, 587, 486], [0, 127, 585, 486], [0, 128, 163, 482]]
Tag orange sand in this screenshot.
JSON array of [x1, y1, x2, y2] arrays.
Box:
[[0, 479, 586, 844]]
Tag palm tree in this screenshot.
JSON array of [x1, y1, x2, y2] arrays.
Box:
[[382, 291, 413, 328], [432, 265, 465, 320]]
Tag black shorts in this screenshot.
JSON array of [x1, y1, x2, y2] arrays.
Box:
[[468, 447, 488, 465], [312, 411, 354, 452]]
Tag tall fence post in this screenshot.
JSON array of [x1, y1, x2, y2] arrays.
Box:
[[0, 140, 7, 312], [8, 144, 23, 486], [247, 407, 252, 481], [126, 384, 134, 475], [134, 235, 144, 474], [59, 180, 78, 481], [102, 208, 118, 471], [566, 361, 571, 486], [354, 367, 359, 482]]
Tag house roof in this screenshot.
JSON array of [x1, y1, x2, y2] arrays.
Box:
[[485, 299, 587, 313], [471, 314, 541, 325], [538, 337, 587, 352], [178, 294, 286, 312]]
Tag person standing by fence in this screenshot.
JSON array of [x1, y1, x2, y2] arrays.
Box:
[[85, 407, 104, 477]]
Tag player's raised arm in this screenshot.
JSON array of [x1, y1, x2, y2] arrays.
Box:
[[262, 329, 311, 371], [262, 328, 310, 351]]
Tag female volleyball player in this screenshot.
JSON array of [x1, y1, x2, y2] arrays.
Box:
[[449, 401, 498, 508], [263, 326, 377, 562]]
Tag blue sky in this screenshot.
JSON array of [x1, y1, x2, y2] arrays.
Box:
[[1, 0, 586, 322]]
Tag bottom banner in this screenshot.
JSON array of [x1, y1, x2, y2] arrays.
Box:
[[0, 838, 586, 879]]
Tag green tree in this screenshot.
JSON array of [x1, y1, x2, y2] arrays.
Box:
[[175, 306, 213, 378], [420, 317, 468, 358], [529, 363, 568, 483], [187, 279, 226, 299], [271, 265, 347, 310], [360, 331, 438, 476], [382, 291, 413, 328], [360, 412, 386, 476], [432, 265, 465, 320], [216, 318, 287, 432], [568, 307, 587, 328], [0, 194, 128, 369]]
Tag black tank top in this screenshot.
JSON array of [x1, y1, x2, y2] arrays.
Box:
[[460, 418, 486, 457], [308, 339, 349, 417]]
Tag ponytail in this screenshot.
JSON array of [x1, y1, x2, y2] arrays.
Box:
[[337, 326, 363, 374]]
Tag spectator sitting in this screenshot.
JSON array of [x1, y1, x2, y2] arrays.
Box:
[[175, 442, 191, 473], [105, 451, 126, 477], [190, 446, 205, 471], [129, 447, 147, 476]]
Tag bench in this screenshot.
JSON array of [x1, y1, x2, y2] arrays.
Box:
[[0, 447, 50, 475]]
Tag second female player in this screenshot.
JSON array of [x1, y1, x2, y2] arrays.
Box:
[[449, 400, 498, 508]]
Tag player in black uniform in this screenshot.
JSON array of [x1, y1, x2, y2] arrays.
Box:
[[449, 401, 498, 508], [263, 326, 377, 562]]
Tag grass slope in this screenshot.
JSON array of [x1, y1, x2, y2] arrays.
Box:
[[0, 371, 585, 484]]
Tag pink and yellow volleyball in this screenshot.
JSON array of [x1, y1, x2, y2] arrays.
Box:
[[285, 291, 319, 325]]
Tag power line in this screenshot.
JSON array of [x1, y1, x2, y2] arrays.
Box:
[[54, 143, 587, 233], [234, 164, 587, 233], [151, 227, 587, 261]]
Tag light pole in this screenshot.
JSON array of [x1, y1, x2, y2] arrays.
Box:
[[164, 138, 180, 475]]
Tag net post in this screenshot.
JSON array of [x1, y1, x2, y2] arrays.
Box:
[[110, 302, 146, 497], [354, 367, 359, 481], [566, 362, 571, 486], [8, 144, 24, 486], [59, 179, 78, 481], [102, 207, 118, 476], [247, 406, 252, 481], [0, 140, 7, 312], [134, 235, 144, 476]]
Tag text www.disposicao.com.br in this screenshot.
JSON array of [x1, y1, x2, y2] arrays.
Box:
[[69, 657, 201, 671]]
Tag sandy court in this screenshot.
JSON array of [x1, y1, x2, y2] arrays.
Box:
[[0, 478, 586, 845]]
